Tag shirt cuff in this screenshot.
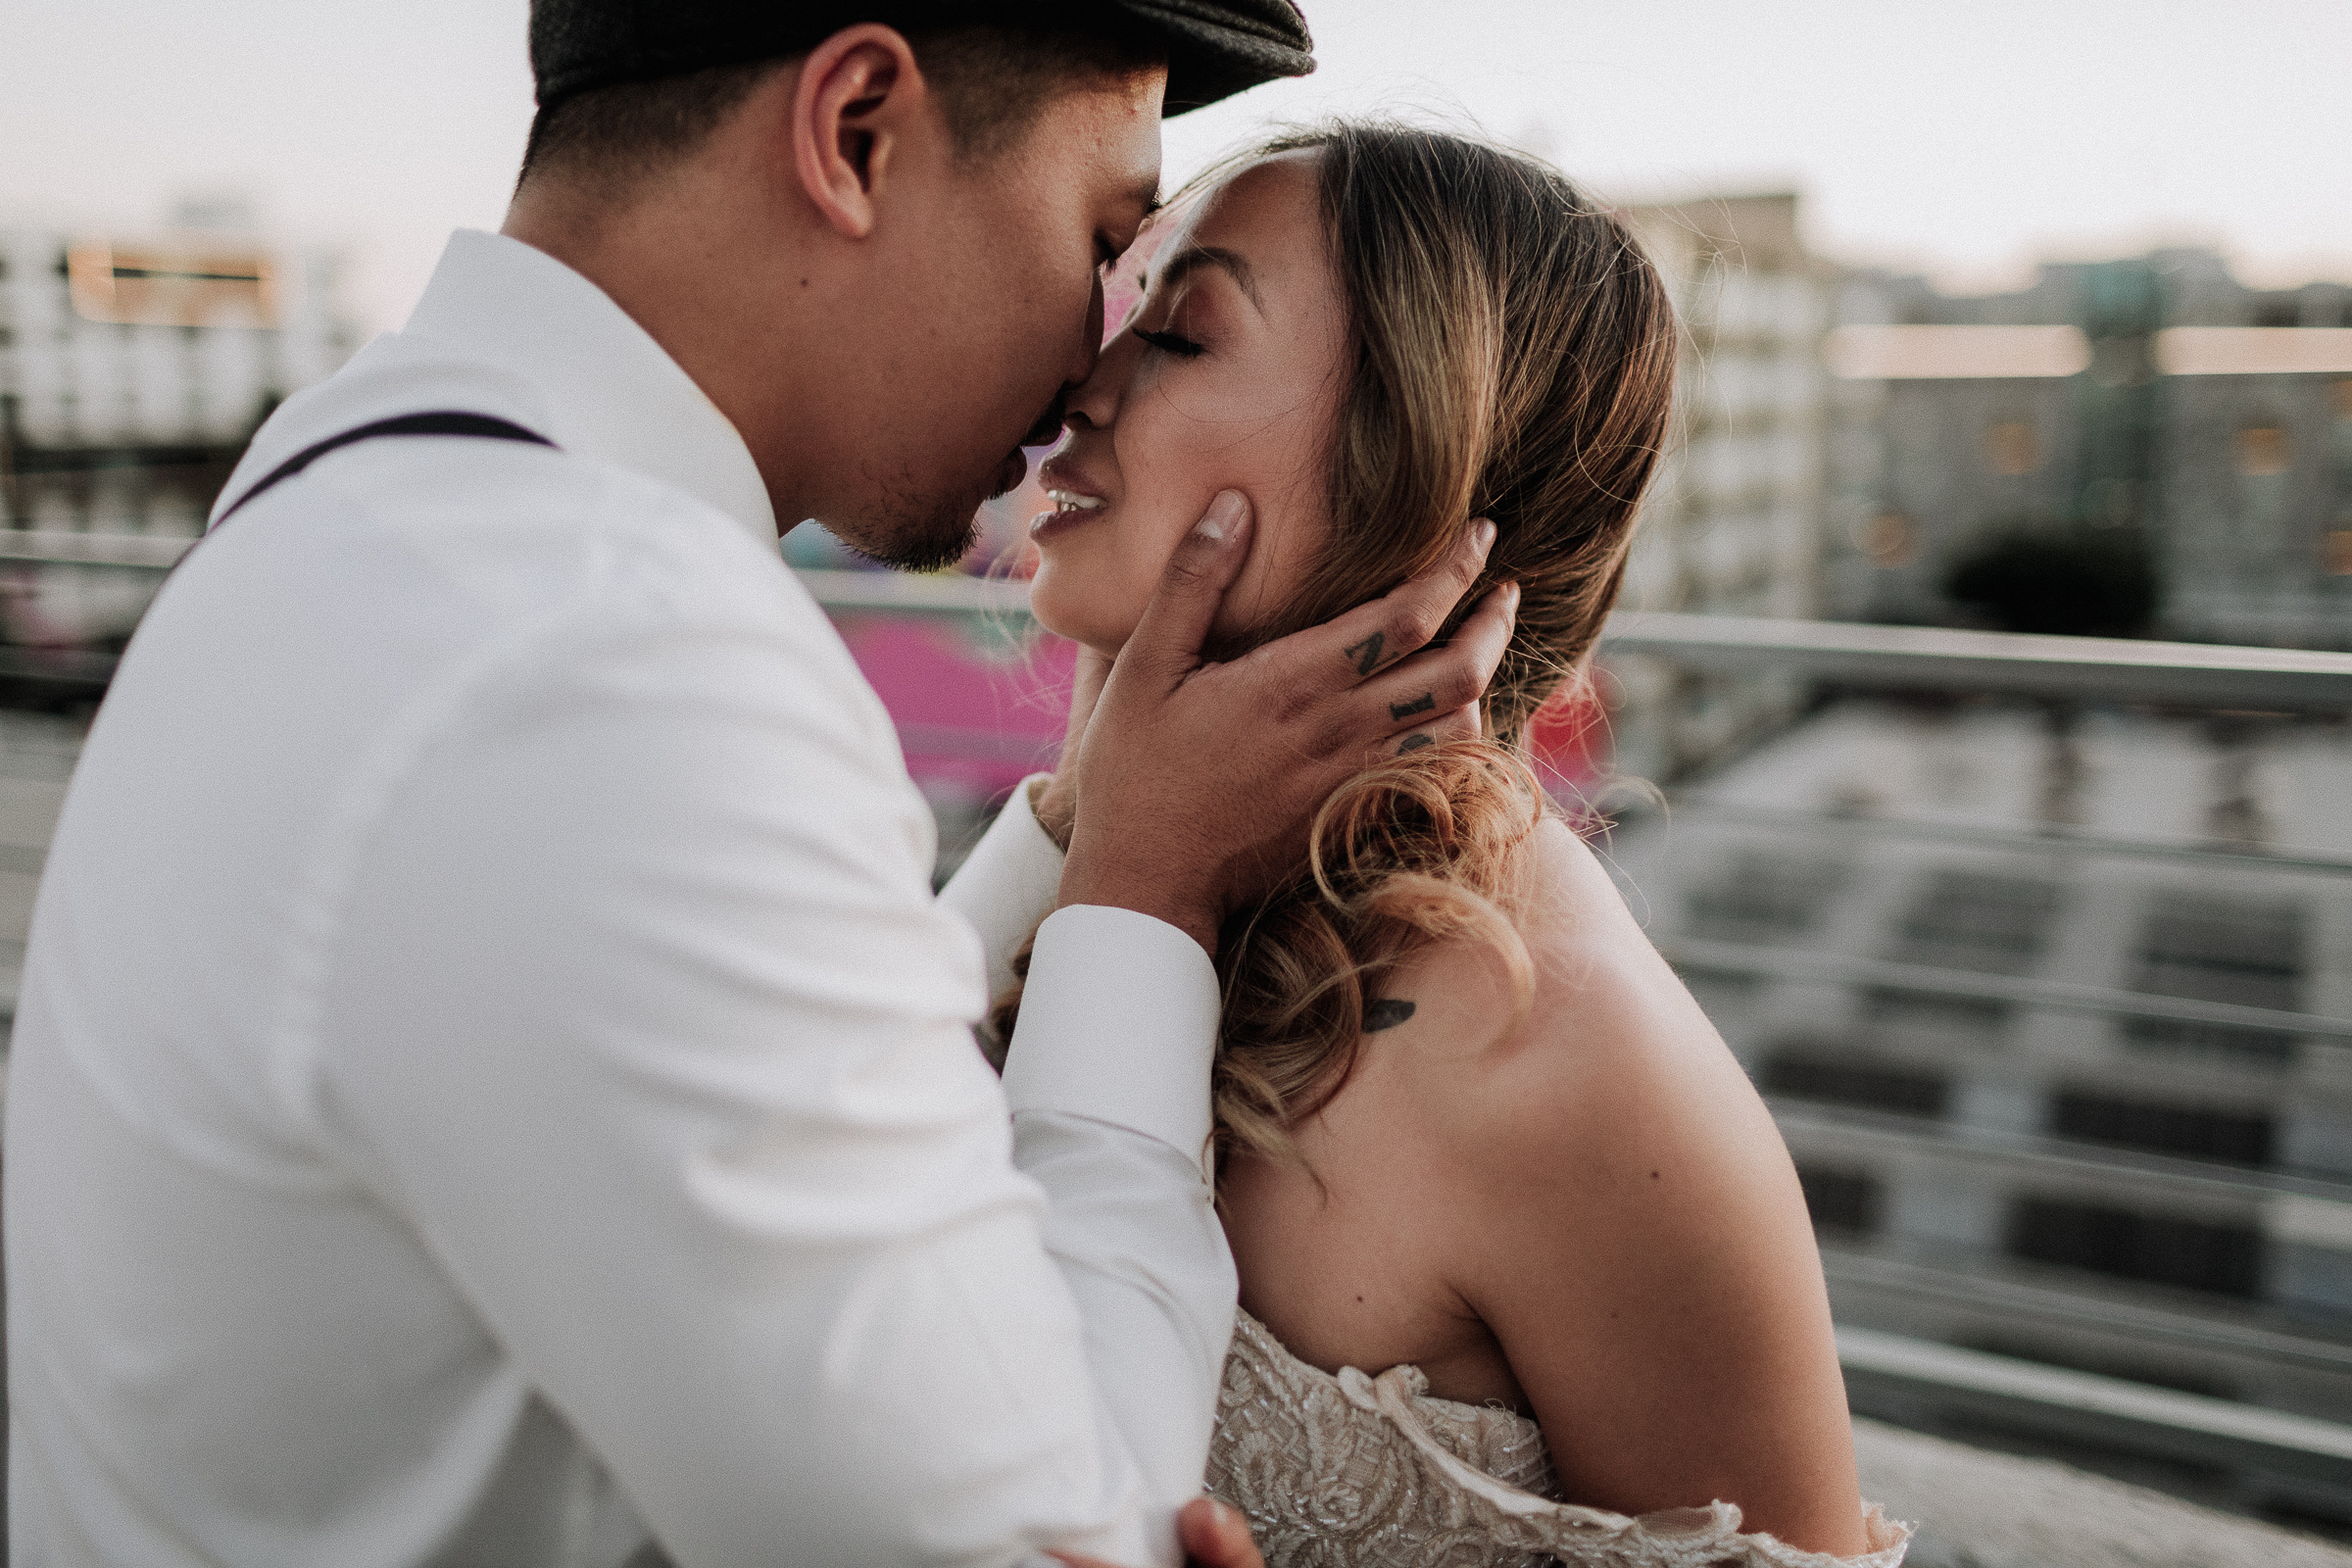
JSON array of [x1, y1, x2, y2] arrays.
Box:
[[934, 773, 1065, 1004], [1001, 905, 1221, 1165]]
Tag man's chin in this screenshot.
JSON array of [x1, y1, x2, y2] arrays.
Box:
[[826, 502, 983, 574], [985, 450, 1028, 501]]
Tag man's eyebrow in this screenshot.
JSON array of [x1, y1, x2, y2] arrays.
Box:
[[1151, 245, 1263, 315]]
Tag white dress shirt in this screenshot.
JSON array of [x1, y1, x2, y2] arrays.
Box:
[[4, 230, 1232, 1568]]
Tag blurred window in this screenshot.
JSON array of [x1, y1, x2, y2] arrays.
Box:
[[1684, 851, 1850, 942], [2050, 1090, 2275, 1167], [66, 242, 275, 328], [1794, 1164, 1883, 1236], [2236, 425, 2292, 476], [2124, 891, 2304, 1064], [1759, 1049, 1949, 1117], [1857, 513, 1918, 568], [1862, 988, 2010, 1035], [2157, 327, 2352, 375], [2134, 891, 2304, 1010], [1822, 324, 2090, 379], [2007, 1199, 2262, 1298], [2124, 1016, 2296, 1065], [1983, 420, 2041, 476], [1886, 868, 2062, 973]]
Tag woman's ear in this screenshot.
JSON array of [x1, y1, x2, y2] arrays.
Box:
[[788, 24, 931, 240]]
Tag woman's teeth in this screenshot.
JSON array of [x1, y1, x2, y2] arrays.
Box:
[[1047, 490, 1104, 512]]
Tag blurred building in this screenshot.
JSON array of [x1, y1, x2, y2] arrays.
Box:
[[0, 709, 82, 1035], [1607, 692, 2352, 1527], [1823, 253, 2352, 648], [1608, 194, 1839, 782], [0, 219, 358, 647]]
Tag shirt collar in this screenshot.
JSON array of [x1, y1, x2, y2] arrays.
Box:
[[400, 229, 778, 548]]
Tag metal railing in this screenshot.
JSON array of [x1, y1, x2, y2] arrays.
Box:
[[14, 551, 2352, 709], [1823, 1246, 2352, 1380], [1668, 801, 2352, 878], [1775, 1101, 2352, 1234], [791, 569, 2352, 710], [0, 529, 193, 570], [788, 567, 2352, 705], [1838, 1325, 2352, 1492], [1669, 938, 2352, 1041], [1598, 611, 2352, 710]]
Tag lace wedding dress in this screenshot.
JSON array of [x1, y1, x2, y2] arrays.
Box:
[[1207, 1309, 1911, 1568]]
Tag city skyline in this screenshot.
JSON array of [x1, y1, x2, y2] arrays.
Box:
[[4, 0, 2348, 333]]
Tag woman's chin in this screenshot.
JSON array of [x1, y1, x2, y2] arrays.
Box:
[[1028, 574, 1140, 653]]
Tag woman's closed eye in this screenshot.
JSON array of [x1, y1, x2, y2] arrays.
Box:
[[1136, 327, 1205, 359]]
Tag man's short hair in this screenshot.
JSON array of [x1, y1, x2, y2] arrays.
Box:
[[517, 16, 1165, 192]]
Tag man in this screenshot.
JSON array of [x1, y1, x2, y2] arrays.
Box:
[[4, 5, 1511, 1565]]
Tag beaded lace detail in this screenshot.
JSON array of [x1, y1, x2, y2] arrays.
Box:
[[1207, 1309, 1910, 1568]]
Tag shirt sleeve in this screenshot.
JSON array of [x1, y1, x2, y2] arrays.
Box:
[[1002, 908, 1231, 1557], [935, 773, 1062, 1004], [935, 786, 1240, 1555], [303, 610, 1224, 1568]]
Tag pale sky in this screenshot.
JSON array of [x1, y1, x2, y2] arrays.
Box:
[[6, 0, 2347, 333]]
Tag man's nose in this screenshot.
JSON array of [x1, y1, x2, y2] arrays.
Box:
[[1020, 388, 1071, 448], [1062, 302, 1146, 435], [1050, 271, 1107, 396]]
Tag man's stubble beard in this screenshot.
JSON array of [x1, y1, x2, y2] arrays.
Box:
[[835, 465, 1002, 574], [835, 373, 1055, 572]]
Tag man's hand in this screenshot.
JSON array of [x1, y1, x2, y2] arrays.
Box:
[[1055, 489, 1517, 953], [1050, 1496, 1266, 1568]]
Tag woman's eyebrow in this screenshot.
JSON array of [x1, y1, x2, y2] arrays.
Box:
[[1151, 245, 1264, 316]]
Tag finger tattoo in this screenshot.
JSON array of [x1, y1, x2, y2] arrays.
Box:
[[1364, 998, 1416, 1032], [1397, 733, 1435, 755], [1344, 631, 1385, 676], [1389, 692, 1437, 721]]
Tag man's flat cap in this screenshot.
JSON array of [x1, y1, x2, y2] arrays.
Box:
[[531, 2, 1314, 117]]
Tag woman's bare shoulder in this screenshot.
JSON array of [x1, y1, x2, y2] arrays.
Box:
[[1385, 820, 1866, 1547], [1390, 816, 1767, 1169], [1374, 815, 1821, 1354]]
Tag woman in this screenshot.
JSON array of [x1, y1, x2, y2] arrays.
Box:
[[964, 122, 1908, 1567]]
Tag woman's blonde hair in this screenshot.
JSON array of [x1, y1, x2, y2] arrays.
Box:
[[997, 121, 1678, 1167]]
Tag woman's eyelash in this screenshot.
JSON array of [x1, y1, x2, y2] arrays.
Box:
[[1137, 328, 1205, 359]]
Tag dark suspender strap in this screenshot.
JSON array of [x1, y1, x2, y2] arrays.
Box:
[[213, 412, 557, 528]]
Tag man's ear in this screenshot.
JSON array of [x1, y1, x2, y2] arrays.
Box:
[[791, 24, 933, 240]]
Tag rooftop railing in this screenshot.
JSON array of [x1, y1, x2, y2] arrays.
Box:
[[18, 549, 2352, 708], [1598, 610, 2352, 710], [793, 569, 2352, 710]]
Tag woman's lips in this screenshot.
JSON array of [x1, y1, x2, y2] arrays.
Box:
[[1031, 458, 1111, 543], [1029, 489, 1106, 544]]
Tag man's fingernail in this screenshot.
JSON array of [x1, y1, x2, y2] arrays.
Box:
[[1195, 490, 1248, 542], [1504, 581, 1522, 611], [1473, 518, 1496, 554]]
